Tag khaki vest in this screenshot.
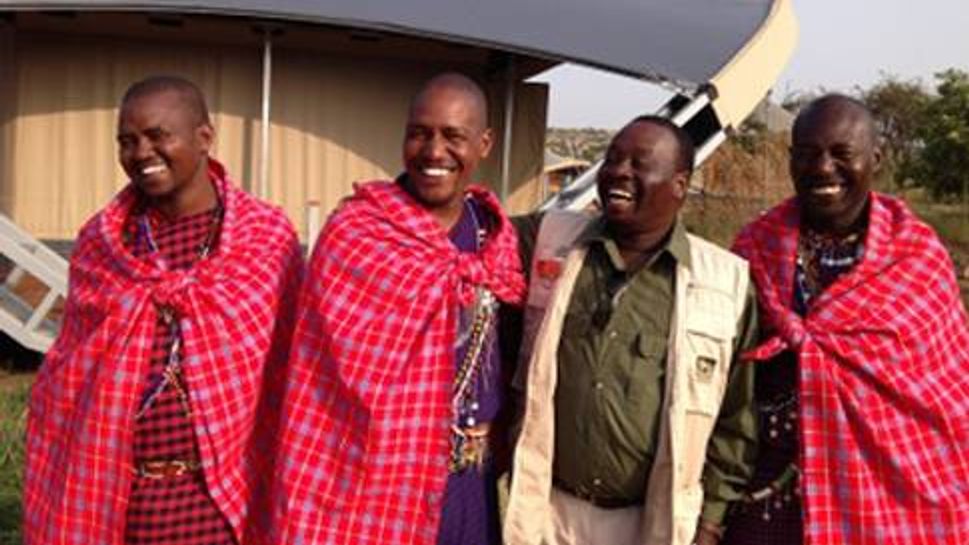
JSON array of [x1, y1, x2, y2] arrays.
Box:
[[504, 211, 750, 545]]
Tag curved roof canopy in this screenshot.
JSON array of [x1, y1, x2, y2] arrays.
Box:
[[3, 0, 782, 92]]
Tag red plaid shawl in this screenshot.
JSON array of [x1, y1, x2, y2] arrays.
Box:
[[733, 193, 969, 545], [23, 160, 303, 545], [270, 180, 524, 545]]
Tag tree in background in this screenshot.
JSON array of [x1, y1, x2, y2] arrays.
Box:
[[860, 75, 930, 190], [908, 69, 969, 201], [860, 70, 969, 201], [545, 127, 613, 164]]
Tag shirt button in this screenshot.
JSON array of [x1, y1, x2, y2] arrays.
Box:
[[592, 478, 602, 486], [608, 330, 618, 339], [594, 381, 604, 390]]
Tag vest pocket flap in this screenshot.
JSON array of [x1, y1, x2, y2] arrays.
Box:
[[684, 310, 733, 341]]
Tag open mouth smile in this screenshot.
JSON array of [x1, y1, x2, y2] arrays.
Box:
[[140, 164, 167, 176], [421, 166, 456, 177]]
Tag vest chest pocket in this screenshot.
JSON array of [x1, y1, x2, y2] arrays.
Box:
[[624, 333, 667, 408], [681, 287, 735, 417]]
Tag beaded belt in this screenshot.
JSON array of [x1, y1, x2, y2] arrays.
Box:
[[133, 459, 202, 479]]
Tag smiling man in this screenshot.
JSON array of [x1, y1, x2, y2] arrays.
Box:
[[504, 116, 758, 545], [270, 72, 525, 545], [22, 76, 303, 545], [723, 94, 969, 545]]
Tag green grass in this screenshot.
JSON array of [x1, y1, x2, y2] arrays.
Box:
[[0, 370, 29, 545]]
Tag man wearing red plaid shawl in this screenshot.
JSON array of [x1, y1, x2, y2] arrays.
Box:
[[722, 94, 969, 545], [269, 73, 525, 545], [23, 76, 303, 545]]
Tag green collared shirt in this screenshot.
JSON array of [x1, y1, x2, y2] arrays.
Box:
[[514, 214, 758, 525]]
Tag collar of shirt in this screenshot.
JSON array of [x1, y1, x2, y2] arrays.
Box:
[[576, 216, 692, 273]]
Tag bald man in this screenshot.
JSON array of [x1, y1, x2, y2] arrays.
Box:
[[23, 75, 303, 545], [723, 94, 969, 545], [270, 73, 526, 545]]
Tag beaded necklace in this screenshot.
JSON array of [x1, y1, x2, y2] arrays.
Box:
[[741, 223, 866, 521], [135, 200, 223, 419], [448, 198, 499, 473], [795, 227, 864, 310]]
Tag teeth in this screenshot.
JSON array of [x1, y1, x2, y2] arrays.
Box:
[[607, 189, 634, 201], [812, 185, 841, 196], [423, 167, 451, 177], [142, 164, 166, 175]]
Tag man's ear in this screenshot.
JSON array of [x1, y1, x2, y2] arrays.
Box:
[[479, 127, 494, 159], [871, 145, 884, 172], [672, 171, 690, 200], [196, 123, 215, 154]]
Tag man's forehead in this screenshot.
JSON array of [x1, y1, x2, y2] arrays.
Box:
[[119, 89, 202, 125], [794, 102, 874, 144], [613, 122, 676, 154], [410, 86, 484, 122]]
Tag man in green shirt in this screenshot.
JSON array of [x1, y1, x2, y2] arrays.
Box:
[[504, 116, 758, 545]]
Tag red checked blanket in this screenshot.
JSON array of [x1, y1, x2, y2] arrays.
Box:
[[734, 193, 969, 545], [270, 180, 524, 545], [23, 160, 303, 545]]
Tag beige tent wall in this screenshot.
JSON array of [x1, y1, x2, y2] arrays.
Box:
[[0, 20, 17, 219], [1, 16, 548, 241], [480, 82, 548, 215], [3, 29, 261, 238], [265, 53, 448, 229], [270, 56, 550, 232]]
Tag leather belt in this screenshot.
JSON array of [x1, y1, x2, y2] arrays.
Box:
[[553, 478, 641, 510], [133, 459, 201, 479]]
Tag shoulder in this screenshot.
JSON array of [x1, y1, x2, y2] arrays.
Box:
[[732, 199, 799, 258], [509, 212, 543, 273], [872, 192, 954, 266], [736, 199, 796, 237], [873, 192, 939, 241], [231, 186, 296, 231], [222, 189, 300, 259], [686, 233, 751, 306], [536, 210, 597, 244], [75, 209, 104, 243], [511, 212, 543, 245], [311, 181, 396, 259], [70, 209, 111, 264], [320, 183, 388, 239], [687, 233, 748, 270]]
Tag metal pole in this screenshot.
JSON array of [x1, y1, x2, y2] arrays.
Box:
[[259, 29, 273, 200], [306, 200, 322, 251], [499, 58, 516, 204]]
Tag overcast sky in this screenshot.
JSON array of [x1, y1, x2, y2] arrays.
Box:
[[533, 0, 969, 128]]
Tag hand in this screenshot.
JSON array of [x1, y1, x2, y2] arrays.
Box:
[[692, 525, 722, 545]]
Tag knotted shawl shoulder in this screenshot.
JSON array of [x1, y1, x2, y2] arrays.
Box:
[[24, 160, 303, 545], [272, 180, 524, 545], [733, 193, 969, 545]]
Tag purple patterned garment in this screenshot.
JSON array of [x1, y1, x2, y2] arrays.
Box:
[[435, 197, 503, 545]]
